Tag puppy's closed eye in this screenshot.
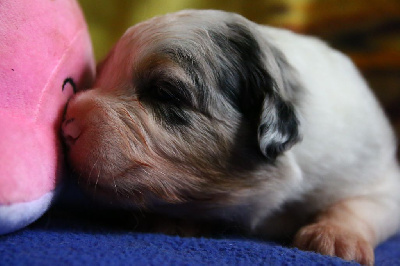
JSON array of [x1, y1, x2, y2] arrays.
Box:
[[137, 78, 197, 127], [140, 79, 193, 107]]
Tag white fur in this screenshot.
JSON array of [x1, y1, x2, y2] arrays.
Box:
[[244, 24, 400, 245]]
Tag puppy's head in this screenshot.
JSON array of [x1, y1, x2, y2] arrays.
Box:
[[62, 10, 301, 210]]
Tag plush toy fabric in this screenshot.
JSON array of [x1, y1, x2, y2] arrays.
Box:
[[0, 0, 95, 234]]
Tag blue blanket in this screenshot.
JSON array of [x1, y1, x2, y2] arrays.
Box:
[[1, 202, 400, 266]]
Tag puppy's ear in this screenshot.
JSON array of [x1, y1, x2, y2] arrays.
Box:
[[241, 45, 301, 161], [257, 90, 300, 161], [251, 44, 302, 160], [256, 43, 303, 160]]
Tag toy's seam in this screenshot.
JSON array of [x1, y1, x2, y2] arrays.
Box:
[[33, 26, 87, 122]]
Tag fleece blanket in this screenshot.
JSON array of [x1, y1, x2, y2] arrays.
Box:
[[1, 198, 400, 266]]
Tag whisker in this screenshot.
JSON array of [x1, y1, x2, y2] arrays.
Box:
[[87, 154, 100, 187], [94, 167, 101, 198], [112, 175, 119, 196]]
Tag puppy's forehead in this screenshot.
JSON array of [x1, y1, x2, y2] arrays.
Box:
[[121, 11, 236, 65], [95, 10, 249, 88]]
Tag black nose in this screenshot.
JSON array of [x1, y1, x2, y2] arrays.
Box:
[[62, 118, 81, 145]]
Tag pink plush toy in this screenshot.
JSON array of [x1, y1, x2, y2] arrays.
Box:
[[0, 0, 95, 234]]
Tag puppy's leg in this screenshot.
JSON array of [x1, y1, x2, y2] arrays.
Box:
[[293, 191, 400, 265]]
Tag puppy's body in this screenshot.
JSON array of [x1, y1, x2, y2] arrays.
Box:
[[260, 25, 400, 242], [62, 10, 400, 264]]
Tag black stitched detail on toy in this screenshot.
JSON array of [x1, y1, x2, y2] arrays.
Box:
[[62, 77, 77, 94]]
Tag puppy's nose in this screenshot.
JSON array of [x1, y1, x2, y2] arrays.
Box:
[[62, 118, 81, 145]]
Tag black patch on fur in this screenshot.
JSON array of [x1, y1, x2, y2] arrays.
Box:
[[207, 22, 301, 161], [207, 23, 274, 118]]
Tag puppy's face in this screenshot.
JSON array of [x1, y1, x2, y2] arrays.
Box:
[[62, 10, 300, 211]]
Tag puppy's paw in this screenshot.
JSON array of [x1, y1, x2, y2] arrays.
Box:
[[293, 223, 374, 266]]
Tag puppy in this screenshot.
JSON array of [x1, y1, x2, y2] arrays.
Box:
[[62, 10, 400, 265]]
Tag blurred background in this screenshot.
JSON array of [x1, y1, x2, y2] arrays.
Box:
[[78, 0, 400, 145]]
